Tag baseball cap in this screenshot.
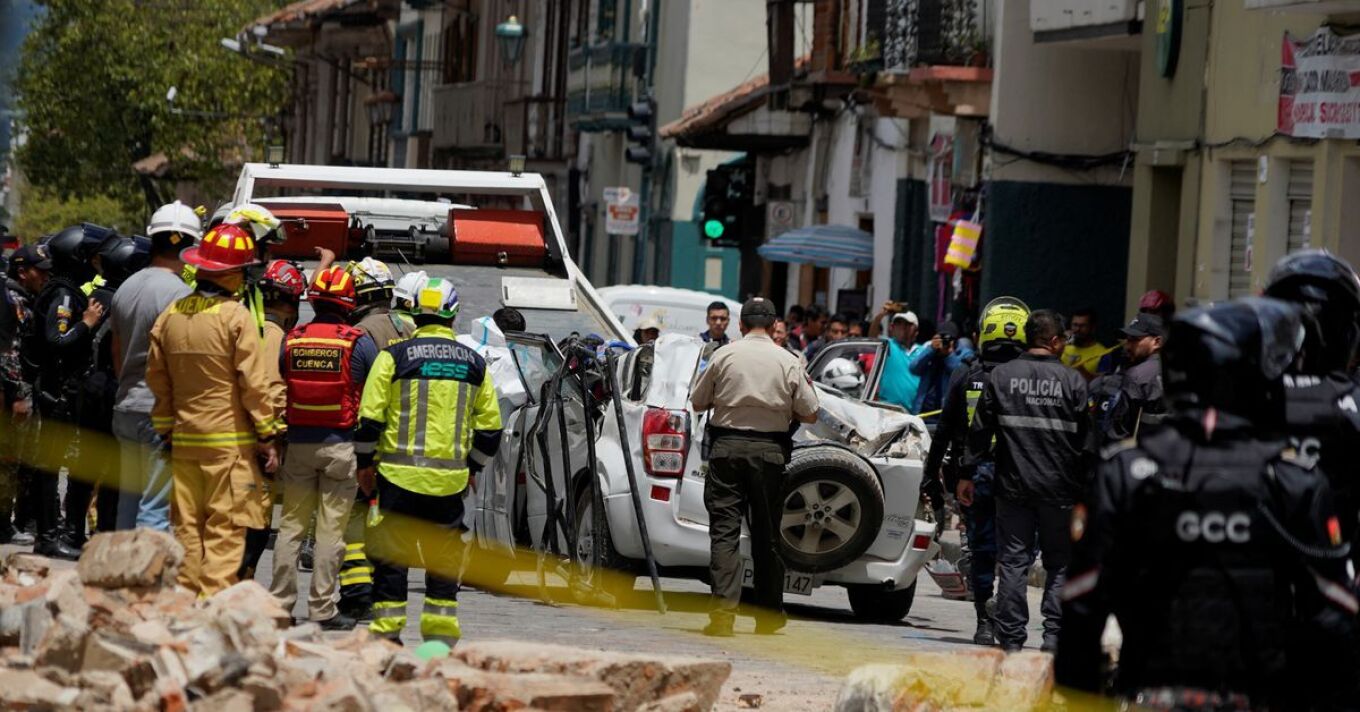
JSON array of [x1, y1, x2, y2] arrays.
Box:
[[742, 297, 777, 319], [639, 317, 661, 332], [891, 310, 920, 326], [9, 244, 52, 271], [1121, 312, 1166, 339]]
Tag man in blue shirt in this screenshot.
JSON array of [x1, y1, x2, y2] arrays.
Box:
[[910, 321, 973, 415], [869, 302, 926, 411]]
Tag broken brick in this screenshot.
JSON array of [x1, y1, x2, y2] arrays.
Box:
[[77, 529, 185, 589], [456, 640, 732, 711]]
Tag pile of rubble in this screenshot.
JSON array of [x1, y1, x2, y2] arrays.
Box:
[[0, 530, 730, 711], [834, 649, 1055, 712]]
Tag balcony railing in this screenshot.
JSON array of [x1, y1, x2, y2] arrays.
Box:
[[566, 42, 644, 132], [881, 0, 993, 72], [504, 97, 568, 161], [431, 79, 529, 152]]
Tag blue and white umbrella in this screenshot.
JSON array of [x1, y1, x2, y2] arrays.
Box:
[[757, 224, 874, 271]]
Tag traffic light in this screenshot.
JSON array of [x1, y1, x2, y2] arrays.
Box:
[[701, 164, 753, 247], [626, 98, 655, 165]]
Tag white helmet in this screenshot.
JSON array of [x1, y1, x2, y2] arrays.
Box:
[[224, 203, 282, 242], [349, 257, 395, 305], [394, 270, 428, 309], [147, 201, 203, 240], [818, 357, 864, 392], [416, 276, 460, 319]]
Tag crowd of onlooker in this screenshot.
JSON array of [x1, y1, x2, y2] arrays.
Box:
[[632, 291, 1177, 422]]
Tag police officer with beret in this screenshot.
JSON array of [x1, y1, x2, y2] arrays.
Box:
[[691, 297, 819, 637]]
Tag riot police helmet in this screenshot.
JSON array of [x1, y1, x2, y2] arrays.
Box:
[[1263, 249, 1360, 373], [44, 223, 114, 283], [1162, 296, 1304, 425], [94, 234, 150, 288]]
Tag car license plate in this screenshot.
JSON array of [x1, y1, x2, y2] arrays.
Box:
[[741, 563, 815, 595]]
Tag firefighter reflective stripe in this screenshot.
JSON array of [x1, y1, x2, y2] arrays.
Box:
[[172, 431, 257, 446], [998, 415, 1079, 433], [151, 416, 175, 430], [340, 542, 373, 586], [413, 380, 430, 455], [420, 598, 461, 641], [451, 381, 469, 461], [290, 337, 356, 348], [293, 403, 342, 412], [369, 600, 407, 638], [382, 454, 466, 470], [397, 379, 412, 454], [339, 566, 373, 586]]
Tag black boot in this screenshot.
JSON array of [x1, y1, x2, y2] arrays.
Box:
[[973, 613, 996, 646], [32, 469, 79, 560], [61, 477, 94, 549]]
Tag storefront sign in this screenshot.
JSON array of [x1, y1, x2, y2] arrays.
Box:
[[1279, 28, 1360, 139], [603, 186, 639, 236], [1155, 0, 1182, 78]]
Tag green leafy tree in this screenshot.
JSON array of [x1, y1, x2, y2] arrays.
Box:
[[14, 187, 143, 239], [14, 0, 285, 218]]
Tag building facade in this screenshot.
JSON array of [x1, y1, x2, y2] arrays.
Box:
[[1128, 0, 1360, 308]]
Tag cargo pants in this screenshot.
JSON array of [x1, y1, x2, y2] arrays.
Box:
[[704, 435, 787, 620], [270, 441, 357, 621], [367, 473, 465, 645], [171, 451, 270, 596]]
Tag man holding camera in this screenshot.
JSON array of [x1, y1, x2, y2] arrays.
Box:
[[909, 321, 970, 415]]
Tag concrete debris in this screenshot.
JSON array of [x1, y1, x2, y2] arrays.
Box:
[[77, 530, 185, 589], [0, 535, 734, 711], [456, 639, 733, 711], [834, 650, 1054, 712]]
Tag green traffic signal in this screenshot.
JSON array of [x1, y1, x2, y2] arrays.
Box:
[[703, 219, 725, 239]]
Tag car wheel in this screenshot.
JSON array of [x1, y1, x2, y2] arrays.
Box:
[[778, 446, 885, 574], [847, 582, 917, 623], [572, 486, 638, 605]]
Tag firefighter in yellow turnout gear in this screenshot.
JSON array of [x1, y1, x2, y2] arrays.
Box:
[[145, 224, 283, 595], [354, 277, 501, 645]]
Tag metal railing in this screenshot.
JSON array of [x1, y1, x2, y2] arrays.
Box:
[[431, 79, 530, 151]]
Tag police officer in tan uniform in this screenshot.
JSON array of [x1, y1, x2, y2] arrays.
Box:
[[691, 297, 819, 637]]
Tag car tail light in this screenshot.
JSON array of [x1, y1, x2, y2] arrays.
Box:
[[650, 485, 672, 502], [911, 534, 932, 551], [642, 407, 690, 478]]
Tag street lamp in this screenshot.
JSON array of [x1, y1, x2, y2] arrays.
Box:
[[365, 91, 399, 126], [495, 15, 527, 66]]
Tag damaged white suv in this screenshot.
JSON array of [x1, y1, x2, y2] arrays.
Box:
[[472, 332, 940, 622]]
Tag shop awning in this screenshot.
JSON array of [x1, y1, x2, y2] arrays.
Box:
[[757, 225, 874, 271]]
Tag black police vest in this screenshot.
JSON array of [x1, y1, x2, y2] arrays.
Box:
[[1112, 435, 1296, 698]]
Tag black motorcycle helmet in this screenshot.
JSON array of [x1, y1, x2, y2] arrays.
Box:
[[1162, 297, 1303, 427], [1263, 249, 1360, 373], [95, 235, 151, 288], [44, 223, 115, 284]]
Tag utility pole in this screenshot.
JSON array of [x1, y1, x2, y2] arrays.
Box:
[[627, 0, 662, 283]]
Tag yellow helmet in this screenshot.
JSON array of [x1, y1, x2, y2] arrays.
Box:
[[978, 296, 1029, 361]]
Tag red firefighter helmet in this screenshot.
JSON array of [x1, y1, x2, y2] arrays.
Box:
[[308, 265, 358, 311], [182, 224, 258, 272], [260, 260, 305, 301]]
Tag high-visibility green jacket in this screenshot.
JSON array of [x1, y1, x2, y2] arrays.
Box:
[[355, 324, 502, 496]]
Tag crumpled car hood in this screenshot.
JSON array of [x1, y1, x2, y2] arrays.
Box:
[[646, 335, 927, 457]]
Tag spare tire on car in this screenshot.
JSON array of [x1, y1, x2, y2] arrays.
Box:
[[778, 445, 885, 574]]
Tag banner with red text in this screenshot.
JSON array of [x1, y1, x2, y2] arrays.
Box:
[[1280, 28, 1360, 139]]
